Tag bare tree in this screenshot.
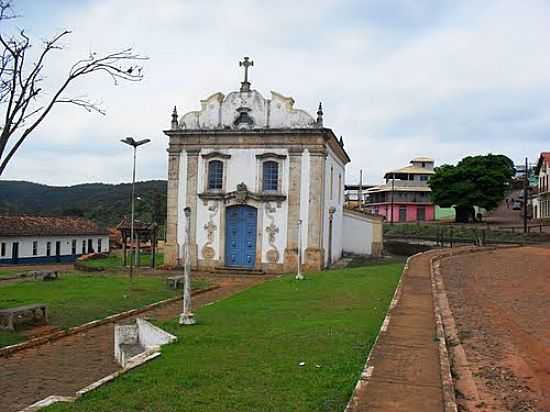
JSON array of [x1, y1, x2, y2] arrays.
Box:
[[0, 1, 147, 176]]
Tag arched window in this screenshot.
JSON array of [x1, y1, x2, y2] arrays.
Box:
[[262, 161, 279, 192], [207, 160, 223, 190]]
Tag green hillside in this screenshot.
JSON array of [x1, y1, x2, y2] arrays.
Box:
[[0, 180, 167, 230]]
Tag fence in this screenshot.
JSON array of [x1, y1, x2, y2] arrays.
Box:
[[384, 223, 550, 247]]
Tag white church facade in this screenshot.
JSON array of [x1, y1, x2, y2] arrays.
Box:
[[163, 58, 376, 273]]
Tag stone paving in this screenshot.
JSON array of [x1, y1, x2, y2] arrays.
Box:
[[0, 275, 266, 412], [348, 251, 445, 411]]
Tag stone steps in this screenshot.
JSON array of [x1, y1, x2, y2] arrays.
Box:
[[213, 266, 265, 275]]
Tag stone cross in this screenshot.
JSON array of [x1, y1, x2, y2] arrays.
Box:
[[204, 221, 217, 243], [239, 57, 254, 92], [265, 222, 279, 244]]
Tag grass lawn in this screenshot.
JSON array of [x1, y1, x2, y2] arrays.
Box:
[[0, 273, 207, 348], [80, 253, 164, 270], [0, 269, 17, 277], [48, 263, 403, 412]]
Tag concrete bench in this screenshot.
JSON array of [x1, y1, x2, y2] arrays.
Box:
[[30, 270, 59, 281], [0, 303, 48, 331], [166, 275, 184, 289]]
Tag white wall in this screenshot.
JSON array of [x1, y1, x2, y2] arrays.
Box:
[[323, 146, 346, 265], [342, 212, 374, 255], [193, 147, 289, 264], [0, 234, 110, 262]]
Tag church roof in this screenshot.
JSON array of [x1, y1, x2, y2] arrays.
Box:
[[173, 57, 322, 131], [177, 89, 318, 130], [166, 57, 351, 165]]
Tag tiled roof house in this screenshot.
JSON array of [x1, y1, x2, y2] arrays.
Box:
[[0, 216, 109, 265]]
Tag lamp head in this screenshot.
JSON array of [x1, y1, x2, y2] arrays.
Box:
[[184, 207, 191, 217], [121, 137, 151, 147]]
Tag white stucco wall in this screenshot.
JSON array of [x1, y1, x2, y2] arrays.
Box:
[[322, 147, 346, 265], [192, 148, 289, 265], [0, 234, 110, 263], [342, 212, 374, 255]]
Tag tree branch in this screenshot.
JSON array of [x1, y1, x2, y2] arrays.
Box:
[[0, 3, 147, 176]]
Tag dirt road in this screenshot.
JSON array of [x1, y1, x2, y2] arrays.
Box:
[[440, 246, 550, 411]]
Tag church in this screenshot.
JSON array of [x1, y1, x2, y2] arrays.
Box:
[[163, 58, 380, 273]]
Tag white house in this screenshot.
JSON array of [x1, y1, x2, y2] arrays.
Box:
[[0, 216, 110, 265], [533, 152, 550, 220], [163, 58, 381, 273]]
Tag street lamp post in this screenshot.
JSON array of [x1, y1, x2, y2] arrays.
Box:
[[296, 219, 303, 280], [180, 207, 196, 325], [121, 137, 151, 280]]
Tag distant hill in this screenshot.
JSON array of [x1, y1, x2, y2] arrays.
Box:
[[0, 180, 167, 229]]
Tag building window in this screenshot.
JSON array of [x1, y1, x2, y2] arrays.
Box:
[[0, 242, 5, 257], [46, 242, 51, 257], [207, 160, 223, 190], [72, 240, 77, 255], [262, 161, 279, 192], [420, 175, 428, 181], [82, 240, 86, 255], [98, 239, 102, 253], [32, 241, 38, 256]]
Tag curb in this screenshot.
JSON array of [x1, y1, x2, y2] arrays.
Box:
[[344, 252, 423, 412], [0, 285, 220, 358], [428, 245, 515, 412], [430, 255, 459, 412]]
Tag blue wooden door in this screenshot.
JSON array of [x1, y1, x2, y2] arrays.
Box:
[[225, 205, 257, 268]]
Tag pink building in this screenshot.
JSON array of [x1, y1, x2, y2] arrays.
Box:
[[365, 157, 435, 222]]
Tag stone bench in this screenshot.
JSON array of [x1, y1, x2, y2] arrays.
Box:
[[0, 303, 48, 331], [166, 275, 184, 289], [30, 270, 59, 281]]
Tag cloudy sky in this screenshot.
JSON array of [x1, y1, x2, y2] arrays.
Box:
[[2, 0, 549, 186]]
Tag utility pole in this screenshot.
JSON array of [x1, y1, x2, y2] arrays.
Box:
[[359, 169, 363, 211], [390, 173, 395, 224], [523, 158, 529, 233]]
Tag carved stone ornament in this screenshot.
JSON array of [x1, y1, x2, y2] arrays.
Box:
[[264, 202, 280, 263], [266, 249, 280, 263], [265, 222, 279, 244], [201, 245, 215, 259], [235, 182, 249, 203], [201, 201, 219, 260]]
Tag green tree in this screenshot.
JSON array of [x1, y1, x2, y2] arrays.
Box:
[[429, 154, 515, 222]]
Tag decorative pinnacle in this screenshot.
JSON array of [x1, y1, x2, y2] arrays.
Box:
[[171, 106, 178, 130], [339, 136, 344, 147], [316, 102, 323, 127], [239, 56, 254, 92]]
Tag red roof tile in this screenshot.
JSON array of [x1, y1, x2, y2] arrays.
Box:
[[0, 216, 108, 237]]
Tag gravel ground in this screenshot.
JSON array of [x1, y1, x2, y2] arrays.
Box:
[[440, 246, 550, 411]]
